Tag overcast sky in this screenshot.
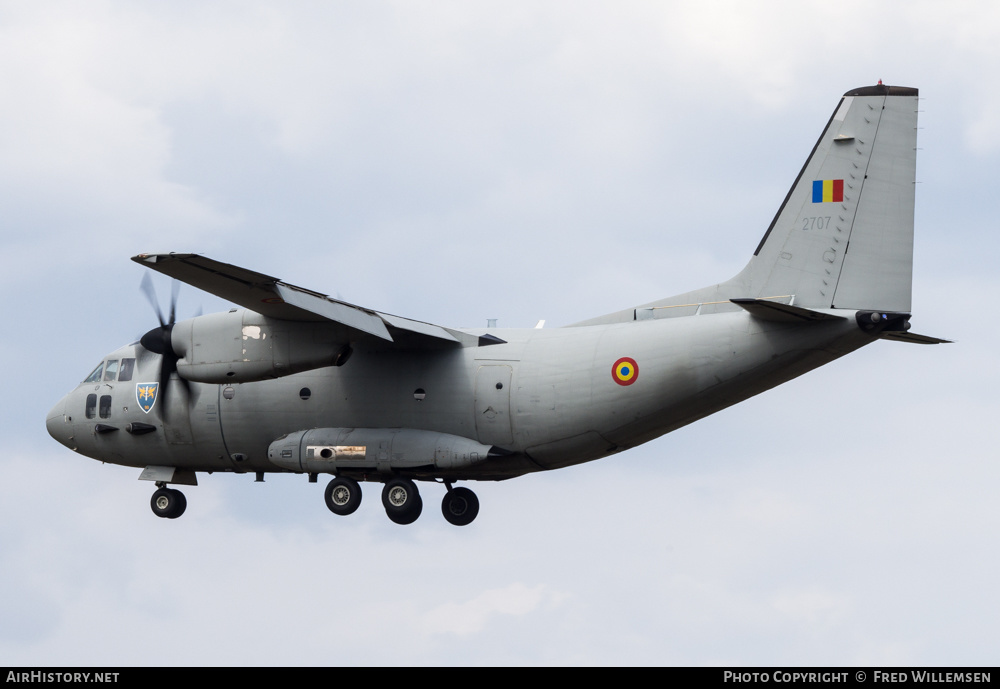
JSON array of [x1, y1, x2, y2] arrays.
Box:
[[1, 1, 997, 666]]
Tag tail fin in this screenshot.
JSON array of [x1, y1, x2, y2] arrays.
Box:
[[570, 85, 920, 327], [745, 84, 919, 311]]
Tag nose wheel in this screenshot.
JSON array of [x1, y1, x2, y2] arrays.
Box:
[[150, 487, 187, 519]]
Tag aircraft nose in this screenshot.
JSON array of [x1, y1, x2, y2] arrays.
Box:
[[46, 397, 71, 448]]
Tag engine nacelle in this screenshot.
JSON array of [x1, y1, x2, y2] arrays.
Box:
[[170, 310, 352, 384], [267, 428, 496, 473]]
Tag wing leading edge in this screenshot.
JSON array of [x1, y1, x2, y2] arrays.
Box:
[[132, 253, 483, 348]]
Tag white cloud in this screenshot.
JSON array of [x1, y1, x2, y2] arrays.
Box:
[[421, 583, 560, 636], [771, 588, 852, 627]]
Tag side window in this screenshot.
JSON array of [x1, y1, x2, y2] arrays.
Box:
[[119, 358, 135, 382], [85, 394, 97, 419], [84, 363, 103, 384], [103, 360, 119, 382], [99, 395, 112, 419]]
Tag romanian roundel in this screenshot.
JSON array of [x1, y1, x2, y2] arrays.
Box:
[[612, 357, 638, 386]]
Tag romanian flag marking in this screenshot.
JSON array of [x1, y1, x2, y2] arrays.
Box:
[[612, 357, 638, 386], [812, 179, 844, 203]]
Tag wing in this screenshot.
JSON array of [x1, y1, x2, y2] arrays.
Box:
[[132, 253, 485, 348]]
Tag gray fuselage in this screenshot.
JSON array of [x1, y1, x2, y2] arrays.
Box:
[[47, 307, 872, 481]]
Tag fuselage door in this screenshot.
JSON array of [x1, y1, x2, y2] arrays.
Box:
[[474, 365, 513, 446]]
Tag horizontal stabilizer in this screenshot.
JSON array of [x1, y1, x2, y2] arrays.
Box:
[[879, 331, 952, 345], [730, 298, 846, 323]]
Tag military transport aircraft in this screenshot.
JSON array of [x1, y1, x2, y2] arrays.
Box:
[[46, 84, 947, 526]]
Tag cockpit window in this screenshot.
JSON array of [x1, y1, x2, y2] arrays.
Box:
[[119, 358, 135, 382], [84, 363, 103, 383], [103, 360, 119, 382]]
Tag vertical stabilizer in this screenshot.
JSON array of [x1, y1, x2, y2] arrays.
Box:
[[748, 84, 919, 310], [569, 85, 920, 328]]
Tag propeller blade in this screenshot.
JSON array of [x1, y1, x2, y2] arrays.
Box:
[[156, 352, 192, 422], [168, 279, 180, 327], [140, 273, 167, 328], [158, 350, 171, 420], [137, 274, 190, 421]]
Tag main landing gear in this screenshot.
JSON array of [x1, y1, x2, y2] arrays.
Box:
[[324, 476, 362, 516], [382, 477, 423, 524], [322, 476, 479, 526], [150, 485, 186, 519], [440, 486, 479, 526]]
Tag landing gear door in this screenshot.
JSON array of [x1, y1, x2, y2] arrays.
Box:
[[474, 365, 513, 446]]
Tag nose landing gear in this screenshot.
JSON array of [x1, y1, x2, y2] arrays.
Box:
[[150, 486, 186, 519]]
